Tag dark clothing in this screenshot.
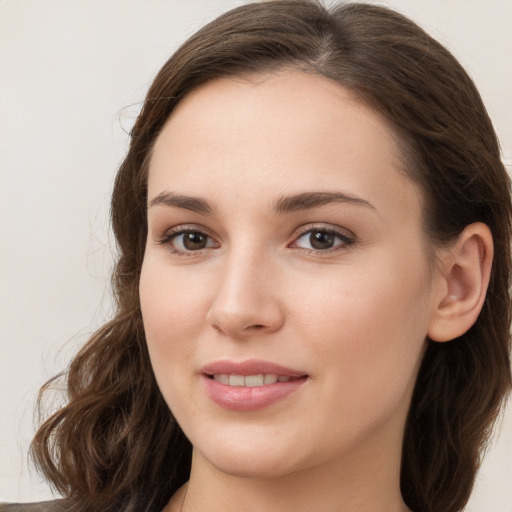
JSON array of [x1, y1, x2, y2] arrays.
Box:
[[0, 501, 66, 512]]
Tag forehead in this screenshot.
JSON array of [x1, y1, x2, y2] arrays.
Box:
[[148, 71, 421, 221], [158, 71, 400, 162]]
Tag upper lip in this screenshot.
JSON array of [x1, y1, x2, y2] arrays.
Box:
[[201, 359, 307, 378]]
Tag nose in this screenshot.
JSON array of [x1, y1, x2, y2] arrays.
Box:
[[206, 250, 285, 339]]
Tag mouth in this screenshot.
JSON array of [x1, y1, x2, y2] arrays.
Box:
[[207, 373, 305, 387], [201, 360, 308, 411], [201, 359, 308, 385]]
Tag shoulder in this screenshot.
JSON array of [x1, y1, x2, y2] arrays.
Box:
[[0, 500, 67, 512]]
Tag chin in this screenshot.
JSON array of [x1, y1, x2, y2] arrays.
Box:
[[200, 449, 300, 479], [190, 430, 309, 479]]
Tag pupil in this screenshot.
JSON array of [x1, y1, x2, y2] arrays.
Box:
[[183, 232, 206, 250], [310, 231, 334, 250]]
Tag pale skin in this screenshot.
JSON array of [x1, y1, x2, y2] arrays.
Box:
[[139, 71, 493, 512]]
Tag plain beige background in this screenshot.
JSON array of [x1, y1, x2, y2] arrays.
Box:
[[1, 0, 511, 508]]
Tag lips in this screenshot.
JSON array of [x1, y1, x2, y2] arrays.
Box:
[[202, 359, 306, 378], [201, 359, 308, 411]]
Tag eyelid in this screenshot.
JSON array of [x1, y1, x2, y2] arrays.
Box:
[[289, 223, 356, 252], [156, 224, 220, 255]]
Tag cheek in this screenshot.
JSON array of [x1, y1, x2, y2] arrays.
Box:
[[139, 256, 211, 390], [294, 252, 431, 405], [140, 253, 209, 336]]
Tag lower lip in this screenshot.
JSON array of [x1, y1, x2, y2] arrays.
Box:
[[202, 375, 307, 411]]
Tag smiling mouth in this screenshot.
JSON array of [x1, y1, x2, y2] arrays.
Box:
[[209, 374, 304, 387], [202, 363, 308, 410]]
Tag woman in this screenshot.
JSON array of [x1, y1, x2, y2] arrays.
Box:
[[3, 1, 510, 511]]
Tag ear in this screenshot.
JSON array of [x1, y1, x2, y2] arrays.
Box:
[[428, 223, 493, 342]]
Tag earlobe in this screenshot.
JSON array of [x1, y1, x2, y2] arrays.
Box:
[[428, 223, 493, 342]]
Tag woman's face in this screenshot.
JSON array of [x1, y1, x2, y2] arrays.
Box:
[[140, 72, 443, 479]]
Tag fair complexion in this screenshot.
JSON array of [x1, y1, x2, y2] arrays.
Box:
[[139, 71, 492, 512]]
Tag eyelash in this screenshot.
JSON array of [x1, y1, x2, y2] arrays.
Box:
[[157, 225, 218, 257], [157, 224, 356, 256], [291, 225, 356, 254]]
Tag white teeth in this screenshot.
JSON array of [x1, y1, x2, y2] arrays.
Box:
[[229, 375, 245, 386], [245, 374, 264, 387], [212, 373, 291, 387], [263, 374, 278, 385], [213, 374, 229, 384]]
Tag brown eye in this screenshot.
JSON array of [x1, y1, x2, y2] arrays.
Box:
[[293, 228, 354, 252], [182, 232, 208, 250], [309, 231, 335, 250], [164, 230, 218, 253]]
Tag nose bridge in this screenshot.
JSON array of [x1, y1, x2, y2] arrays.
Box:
[[207, 240, 284, 337]]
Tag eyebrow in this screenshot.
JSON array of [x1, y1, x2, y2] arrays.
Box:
[[272, 191, 375, 213], [148, 190, 375, 215], [149, 191, 214, 215]]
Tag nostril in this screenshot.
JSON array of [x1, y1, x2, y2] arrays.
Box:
[[207, 299, 285, 337]]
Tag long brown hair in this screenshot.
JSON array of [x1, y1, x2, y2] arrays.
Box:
[[31, 2, 512, 511]]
